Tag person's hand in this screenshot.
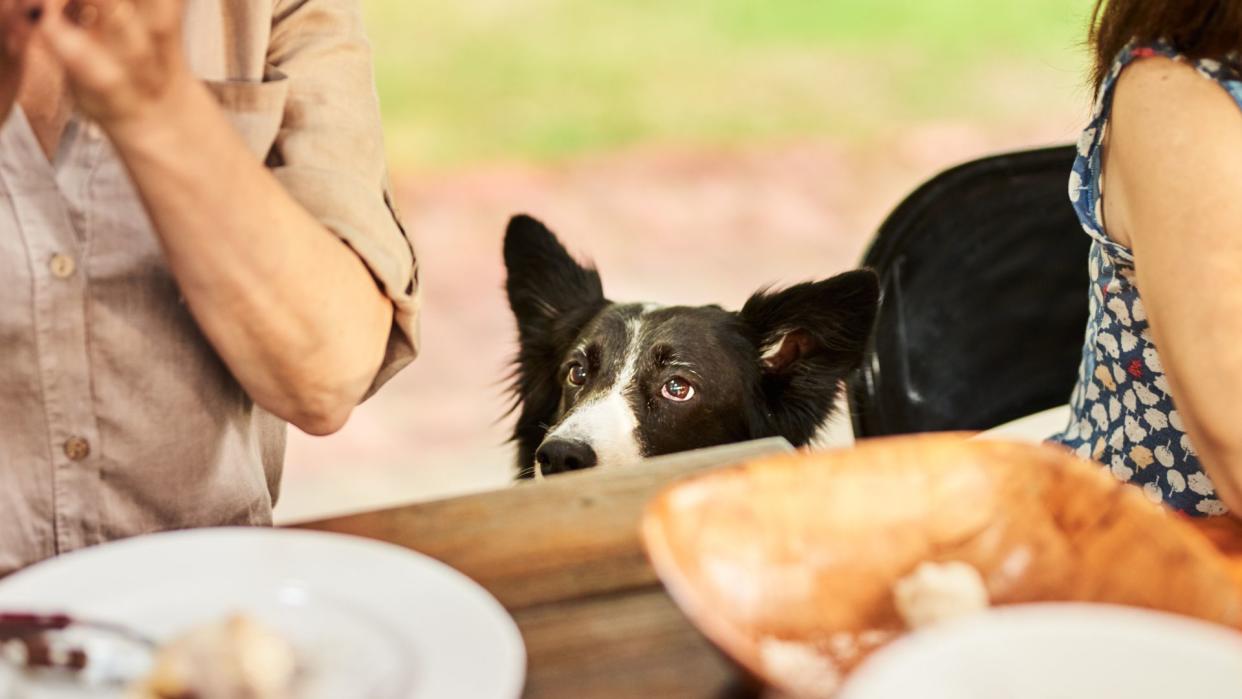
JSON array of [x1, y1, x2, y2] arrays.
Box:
[[38, 0, 191, 133], [0, 0, 40, 123]]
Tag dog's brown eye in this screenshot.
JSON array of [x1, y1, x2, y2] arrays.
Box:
[[566, 363, 588, 387], [661, 376, 695, 402]]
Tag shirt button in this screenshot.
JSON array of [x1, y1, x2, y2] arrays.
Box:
[[49, 253, 76, 279], [63, 437, 91, 462]]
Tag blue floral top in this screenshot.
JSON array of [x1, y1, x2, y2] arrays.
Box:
[[1055, 42, 1242, 517]]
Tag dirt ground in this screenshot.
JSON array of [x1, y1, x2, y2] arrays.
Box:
[[274, 114, 1085, 523]]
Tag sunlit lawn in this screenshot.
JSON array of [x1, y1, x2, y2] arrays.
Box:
[[363, 0, 1093, 169]]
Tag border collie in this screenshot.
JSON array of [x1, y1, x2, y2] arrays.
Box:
[[504, 214, 879, 479]]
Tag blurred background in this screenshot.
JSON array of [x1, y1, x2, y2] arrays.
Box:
[[274, 0, 1093, 523]]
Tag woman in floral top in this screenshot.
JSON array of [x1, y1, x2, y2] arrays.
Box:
[[1055, 0, 1242, 518]]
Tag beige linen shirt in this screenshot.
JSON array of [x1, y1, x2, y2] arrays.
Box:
[[0, 0, 419, 576]]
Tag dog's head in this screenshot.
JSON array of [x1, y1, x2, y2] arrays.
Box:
[[504, 214, 879, 478]]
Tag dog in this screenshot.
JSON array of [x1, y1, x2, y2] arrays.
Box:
[[504, 214, 879, 479]]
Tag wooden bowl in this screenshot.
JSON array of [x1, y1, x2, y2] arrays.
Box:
[[640, 434, 1242, 697]]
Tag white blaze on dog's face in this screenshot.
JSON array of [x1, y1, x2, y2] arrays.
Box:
[[539, 315, 649, 474]]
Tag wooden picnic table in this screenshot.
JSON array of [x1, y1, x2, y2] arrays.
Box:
[[295, 439, 793, 699], [293, 436, 1242, 699]]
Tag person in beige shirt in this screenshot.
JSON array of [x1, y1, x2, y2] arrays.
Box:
[[0, 0, 420, 576]]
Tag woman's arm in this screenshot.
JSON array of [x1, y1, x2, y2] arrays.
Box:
[[40, 0, 402, 436], [1105, 57, 1242, 514]]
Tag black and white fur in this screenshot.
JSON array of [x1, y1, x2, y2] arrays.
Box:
[[504, 214, 879, 479]]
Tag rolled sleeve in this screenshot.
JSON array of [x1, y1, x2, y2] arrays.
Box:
[[269, 0, 419, 398]]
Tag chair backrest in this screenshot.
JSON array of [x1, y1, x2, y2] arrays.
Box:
[[847, 145, 1090, 438]]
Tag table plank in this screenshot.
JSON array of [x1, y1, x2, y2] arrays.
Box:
[[296, 438, 793, 610], [515, 586, 755, 698]]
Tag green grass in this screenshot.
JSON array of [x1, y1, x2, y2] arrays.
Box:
[[363, 0, 1094, 169]]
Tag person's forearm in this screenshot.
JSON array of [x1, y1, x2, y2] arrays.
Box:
[[1152, 361, 1242, 516], [106, 77, 392, 435]]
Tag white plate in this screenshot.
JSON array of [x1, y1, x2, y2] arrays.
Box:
[[0, 528, 525, 698], [840, 603, 1242, 699], [974, 405, 1071, 443]]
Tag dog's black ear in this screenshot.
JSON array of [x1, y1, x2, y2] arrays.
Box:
[[739, 269, 879, 445], [504, 214, 605, 332], [504, 215, 608, 476]]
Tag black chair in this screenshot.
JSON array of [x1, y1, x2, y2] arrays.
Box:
[[847, 145, 1090, 438]]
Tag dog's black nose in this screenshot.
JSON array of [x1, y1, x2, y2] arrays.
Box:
[[535, 439, 598, 475]]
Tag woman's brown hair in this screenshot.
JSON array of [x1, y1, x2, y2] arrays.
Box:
[[1090, 0, 1242, 90]]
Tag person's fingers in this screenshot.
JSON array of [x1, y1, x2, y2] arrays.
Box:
[[94, 0, 153, 66], [62, 0, 95, 27], [39, 0, 68, 22], [131, 0, 178, 60], [132, 0, 177, 34], [64, 0, 129, 32], [38, 4, 124, 91]]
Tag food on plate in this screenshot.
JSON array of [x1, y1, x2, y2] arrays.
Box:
[[127, 614, 296, 699], [893, 561, 990, 629]]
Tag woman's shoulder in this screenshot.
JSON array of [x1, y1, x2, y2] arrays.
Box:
[[1110, 51, 1242, 169], [1115, 53, 1240, 120], [1100, 45, 1242, 252], [1084, 45, 1242, 254]]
